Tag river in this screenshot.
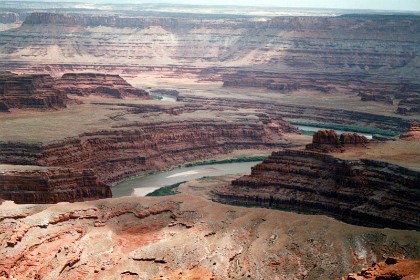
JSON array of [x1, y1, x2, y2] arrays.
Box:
[[112, 161, 261, 197]]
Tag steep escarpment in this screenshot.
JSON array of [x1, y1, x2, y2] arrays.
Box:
[[213, 149, 420, 230], [0, 120, 289, 185], [306, 130, 369, 152], [57, 73, 149, 98], [0, 166, 111, 204], [0, 72, 150, 111], [0, 72, 67, 111]]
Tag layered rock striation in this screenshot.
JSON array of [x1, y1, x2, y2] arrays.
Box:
[[400, 122, 420, 141], [0, 72, 67, 111], [306, 130, 369, 152], [0, 166, 111, 204], [0, 72, 149, 111], [0, 120, 289, 185], [213, 149, 420, 230], [57, 73, 149, 98]]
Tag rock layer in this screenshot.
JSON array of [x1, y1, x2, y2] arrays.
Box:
[[0, 72, 149, 111], [400, 122, 420, 141], [1, 12, 418, 98], [0, 167, 111, 204], [0, 120, 289, 185], [57, 73, 149, 98], [213, 149, 420, 230], [0, 72, 67, 110], [306, 130, 369, 152]]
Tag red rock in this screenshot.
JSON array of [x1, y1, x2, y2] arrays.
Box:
[[399, 122, 420, 141], [306, 130, 369, 152], [214, 149, 420, 230], [312, 129, 340, 145], [341, 258, 420, 280], [0, 72, 67, 110], [0, 167, 111, 204], [340, 133, 369, 145], [0, 120, 288, 185], [57, 73, 149, 99]]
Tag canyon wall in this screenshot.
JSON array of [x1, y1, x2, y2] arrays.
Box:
[[0, 72, 149, 111], [0, 72, 67, 111], [0, 120, 290, 186], [306, 130, 369, 152], [178, 95, 413, 132], [57, 73, 149, 98], [0, 13, 417, 87], [0, 167, 111, 204], [213, 149, 420, 230]]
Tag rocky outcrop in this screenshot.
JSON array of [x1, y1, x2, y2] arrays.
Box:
[[0, 167, 111, 204], [57, 73, 149, 99], [341, 258, 420, 280], [0, 195, 419, 279], [0, 72, 150, 111], [359, 92, 393, 105], [0, 120, 289, 185], [306, 130, 369, 152], [213, 149, 420, 230], [400, 122, 420, 141], [0, 72, 67, 110]]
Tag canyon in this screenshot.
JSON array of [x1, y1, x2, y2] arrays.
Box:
[[0, 2, 419, 279], [0, 79, 299, 203]]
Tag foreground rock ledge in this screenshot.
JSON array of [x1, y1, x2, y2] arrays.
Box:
[[0, 195, 419, 280]]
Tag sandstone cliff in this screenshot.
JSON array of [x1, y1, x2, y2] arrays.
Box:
[[400, 122, 420, 141], [57, 73, 149, 99], [0, 72, 67, 110], [0, 120, 289, 185], [0, 166, 111, 204], [306, 130, 369, 152], [0, 72, 149, 111], [213, 149, 420, 230]]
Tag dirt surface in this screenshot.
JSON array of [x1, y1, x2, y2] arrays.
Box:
[[0, 192, 419, 280]]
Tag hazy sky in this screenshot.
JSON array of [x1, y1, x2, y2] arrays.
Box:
[[162, 0, 420, 11], [28, 0, 420, 12]]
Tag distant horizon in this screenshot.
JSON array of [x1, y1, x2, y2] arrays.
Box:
[[9, 0, 420, 12]]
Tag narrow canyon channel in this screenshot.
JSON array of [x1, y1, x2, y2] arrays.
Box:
[[112, 161, 262, 197]]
